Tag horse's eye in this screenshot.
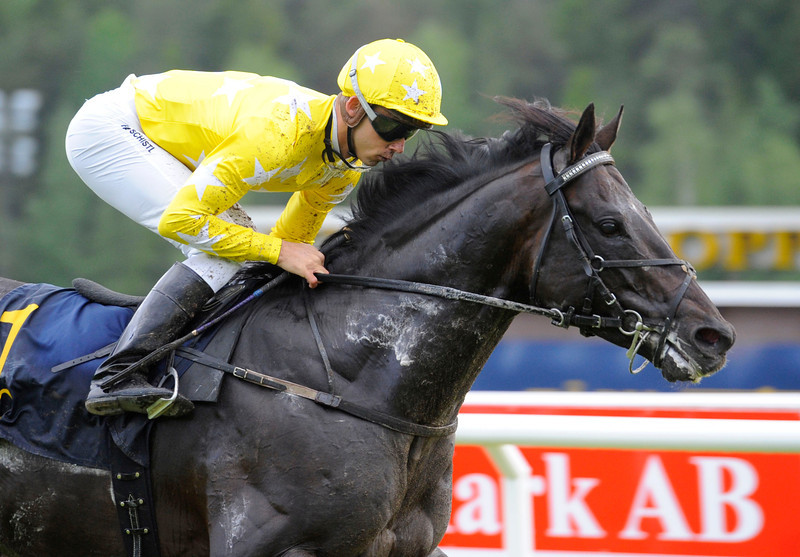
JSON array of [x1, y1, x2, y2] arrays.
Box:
[[599, 219, 620, 236]]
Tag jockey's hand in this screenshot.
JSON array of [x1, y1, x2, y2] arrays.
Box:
[[276, 240, 328, 288]]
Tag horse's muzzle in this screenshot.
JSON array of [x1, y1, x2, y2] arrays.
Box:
[[654, 320, 735, 383]]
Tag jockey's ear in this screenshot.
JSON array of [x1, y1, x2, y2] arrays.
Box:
[[595, 106, 624, 152], [342, 95, 366, 128]]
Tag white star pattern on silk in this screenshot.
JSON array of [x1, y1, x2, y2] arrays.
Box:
[[360, 51, 386, 73], [176, 218, 226, 252], [401, 79, 426, 104], [183, 150, 206, 170], [309, 164, 349, 187], [273, 88, 314, 120], [243, 157, 282, 186], [278, 158, 306, 182], [135, 73, 170, 100], [326, 183, 355, 203], [212, 77, 254, 106], [190, 158, 225, 201], [406, 58, 429, 77]]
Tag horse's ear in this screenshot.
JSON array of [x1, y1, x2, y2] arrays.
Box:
[[568, 103, 596, 164], [595, 105, 624, 152]]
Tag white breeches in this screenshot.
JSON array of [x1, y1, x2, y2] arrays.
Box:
[[64, 75, 245, 292]]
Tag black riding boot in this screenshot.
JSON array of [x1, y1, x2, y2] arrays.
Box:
[[85, 262, 214, 418]]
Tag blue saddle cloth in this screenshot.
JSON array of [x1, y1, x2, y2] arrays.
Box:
[[0, 283, 160, 469]]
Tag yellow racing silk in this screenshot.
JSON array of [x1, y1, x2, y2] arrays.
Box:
[[132, 70, 362, 264]]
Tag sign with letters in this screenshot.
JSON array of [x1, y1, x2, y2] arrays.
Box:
[[441, 395, 800, 556], [668, 229, 800, 273], [653, 207, 800, 275], [444, 448, 798, 555]]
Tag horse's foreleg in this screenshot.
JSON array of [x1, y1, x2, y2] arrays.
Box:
[[428, 550, 448, 557]]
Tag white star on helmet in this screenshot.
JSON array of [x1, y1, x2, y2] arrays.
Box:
[[401, 79, 426, 104], [360, 51, 386, 73], [406, 58, 429, 77]]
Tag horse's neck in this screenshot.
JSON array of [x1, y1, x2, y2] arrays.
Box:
[[332, 165, 541, 424], [360, 164, 540, 294]]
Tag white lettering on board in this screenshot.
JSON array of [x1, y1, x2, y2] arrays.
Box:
[[450, 473, 502, 535], [619, 455, 693, 540], [541, 453, 605, 538], [691, 456, 764, 542]]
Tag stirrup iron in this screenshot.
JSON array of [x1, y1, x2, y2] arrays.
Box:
[[147, 366, 181, 420]]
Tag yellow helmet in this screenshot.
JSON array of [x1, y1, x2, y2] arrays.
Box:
[[337, 38, 448, 127]]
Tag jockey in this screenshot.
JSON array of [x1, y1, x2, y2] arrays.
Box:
[[65, 38, 448, 418]]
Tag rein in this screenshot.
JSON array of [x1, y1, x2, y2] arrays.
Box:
[[316, 273, 560, 319]]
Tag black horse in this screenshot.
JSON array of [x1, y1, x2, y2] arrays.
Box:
[[0, 99, 734, 556]]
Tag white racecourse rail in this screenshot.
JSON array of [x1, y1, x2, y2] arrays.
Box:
[[456, 391, 800, 453]]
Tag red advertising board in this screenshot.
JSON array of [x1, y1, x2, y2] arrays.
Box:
[[441, 393, 800, 556]]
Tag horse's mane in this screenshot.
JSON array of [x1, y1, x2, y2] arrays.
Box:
[[237, 98, 586, 281], [342, 97, 584, 243]]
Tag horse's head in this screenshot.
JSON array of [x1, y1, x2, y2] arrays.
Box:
[[333, 98, 734, 385], [523, 102, 735, 383]]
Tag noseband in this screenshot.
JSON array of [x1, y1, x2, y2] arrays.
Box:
[[530, 143, 695, 370]]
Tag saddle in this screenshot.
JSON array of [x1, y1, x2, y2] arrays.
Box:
[[68, 276, 255, 407]]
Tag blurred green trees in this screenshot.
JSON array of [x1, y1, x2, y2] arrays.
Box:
[[1, 0, 798, 289]]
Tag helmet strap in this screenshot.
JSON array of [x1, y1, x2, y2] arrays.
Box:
[[348, 47, 380, 121], [322, 98, 370, 172], [346, 126, 359, 161]]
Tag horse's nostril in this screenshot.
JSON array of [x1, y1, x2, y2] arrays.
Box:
[[696, 327, 721, 347]]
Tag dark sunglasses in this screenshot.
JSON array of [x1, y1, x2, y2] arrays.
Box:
[[367, 111, 421, 142]]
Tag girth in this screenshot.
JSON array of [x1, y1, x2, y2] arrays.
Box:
[[174, 345, 458, 437]]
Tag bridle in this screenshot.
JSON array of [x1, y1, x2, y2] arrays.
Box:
[[530, 143, 695, 371]]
